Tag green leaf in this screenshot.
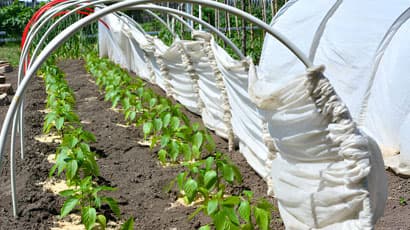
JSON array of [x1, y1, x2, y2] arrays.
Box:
[[199, 225, 211, 230], [254, 207, 270, 230], [49, 164, 58, 177], [66, 160, 78, 181], [183, 179, 198, 203], [204, 170, 217, 189], [170, 116, 180, 131], [181, 143, 192, 162], [223, 164, 235, 183], [103, 197, 120, 217], [163, 113, 171, 127], [59, 189, 75, 197], [158, 149, 167, 163], [160, 135, 170, 147], [241, 223, 253, 230], [169, 140, 180, 162], [192, 123, 200, 132], [153, 118, 163, 132], [213, 211, 228, 230], [223, 206, 240, 226], [81, 206, 97, 230], [238, 200, 251, 222], [80, 176, 93, 192], [205, 133, 216, 152], [205, 156, 214, 170], [149, 97, 157, 108], [222, 196, 241, 206], [80, 131, 96, 142], [192, 132, 203, 149], [192, 145, 201, 159], [242, 190, 254, 200], [232, 165, 243, 183], [143, 122, 153, 136], [177, 172, 186, 191], [188, 206, 204, 220], [121, 217, 134, 230], [129, 111, 137, 121], [60, 197, 79, 218], [207, 199, 218, 215], [67, 136, 79, 148], [55, 117, 64, 130], [96, 214, 107, 229], [256, 199, 274, 211]]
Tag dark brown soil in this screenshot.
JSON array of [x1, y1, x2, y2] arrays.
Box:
[[376, 172, 410, 230], [0, 59, 282, 229], [0, 59, 408, 229]]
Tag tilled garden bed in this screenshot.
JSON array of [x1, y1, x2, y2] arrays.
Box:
[[0, 59, 282, 229]]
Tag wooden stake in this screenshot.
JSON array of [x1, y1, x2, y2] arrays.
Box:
[[241, 0, 246, 55]]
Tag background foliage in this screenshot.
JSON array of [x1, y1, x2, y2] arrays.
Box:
[[0, 1, 42, 38]]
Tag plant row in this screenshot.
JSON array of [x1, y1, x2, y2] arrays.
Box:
[[85, 53, 275, 230], [40, 59, 133, 230]]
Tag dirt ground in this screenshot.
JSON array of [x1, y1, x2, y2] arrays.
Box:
[[0, 59, 408, 229], [0, 59, 282, 229]]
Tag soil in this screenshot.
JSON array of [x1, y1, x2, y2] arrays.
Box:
[[0, 59, 282, 230], [0, 59, 408, 229]]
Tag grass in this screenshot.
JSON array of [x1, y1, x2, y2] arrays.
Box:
[[0, 43, 21, 67]]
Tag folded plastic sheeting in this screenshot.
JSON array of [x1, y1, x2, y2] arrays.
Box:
[[249, 66, 387, 229], [184, 33, 231, 140], [99, 13, 275, 189], [203, 34, 276, 190], [259, 0, 410, 175], [99, 15, 235, 140], [98, 12, 387, 229]]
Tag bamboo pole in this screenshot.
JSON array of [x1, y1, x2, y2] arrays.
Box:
[[248, 0, 253, 49], [241, 0, 246, 55], [227, 6, 231, 36], [233, 0, 240, 37], [270, 0, 274, 17], [262, 0, 267, 22]]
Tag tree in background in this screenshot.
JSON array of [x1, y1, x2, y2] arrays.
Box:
[[0, 0, 41, 39]]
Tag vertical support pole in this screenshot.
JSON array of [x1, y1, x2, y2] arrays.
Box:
[[186, 3, 193, 28], [234, 0, 240, 37], [166, 2, 170, 27], [198, 4, 202, 30], [270, 0, 275, 18], [248, 0, 253, 49], [262, 0, 267, 23], [241, 0, 246, 55]]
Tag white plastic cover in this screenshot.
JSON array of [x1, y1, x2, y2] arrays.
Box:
[[260, 0, 410, 175], [249, 66, 387, 229], [99, 10, 387, 229]]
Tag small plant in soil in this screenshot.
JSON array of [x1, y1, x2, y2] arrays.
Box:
[[169, 152, 242, 204], [85, 53, 276, 229], [40, 59, 129, 230], [196, 191, 274, 230], [59, 176, 120, 230], [399, 197, 407, 206]]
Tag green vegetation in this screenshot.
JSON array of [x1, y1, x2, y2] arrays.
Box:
[[40, 60, 133, 230], [0, 1, 41, 38], [399, 197, 407, 206], [85, 53, 275, 229], [0, 43, 20, 66]]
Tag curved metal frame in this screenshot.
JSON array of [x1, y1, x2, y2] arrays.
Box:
[[17, 0, 244, 162], [10, 1, 246, 217], [2, 0, 314, 218], [143, 8, 178, 38]]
